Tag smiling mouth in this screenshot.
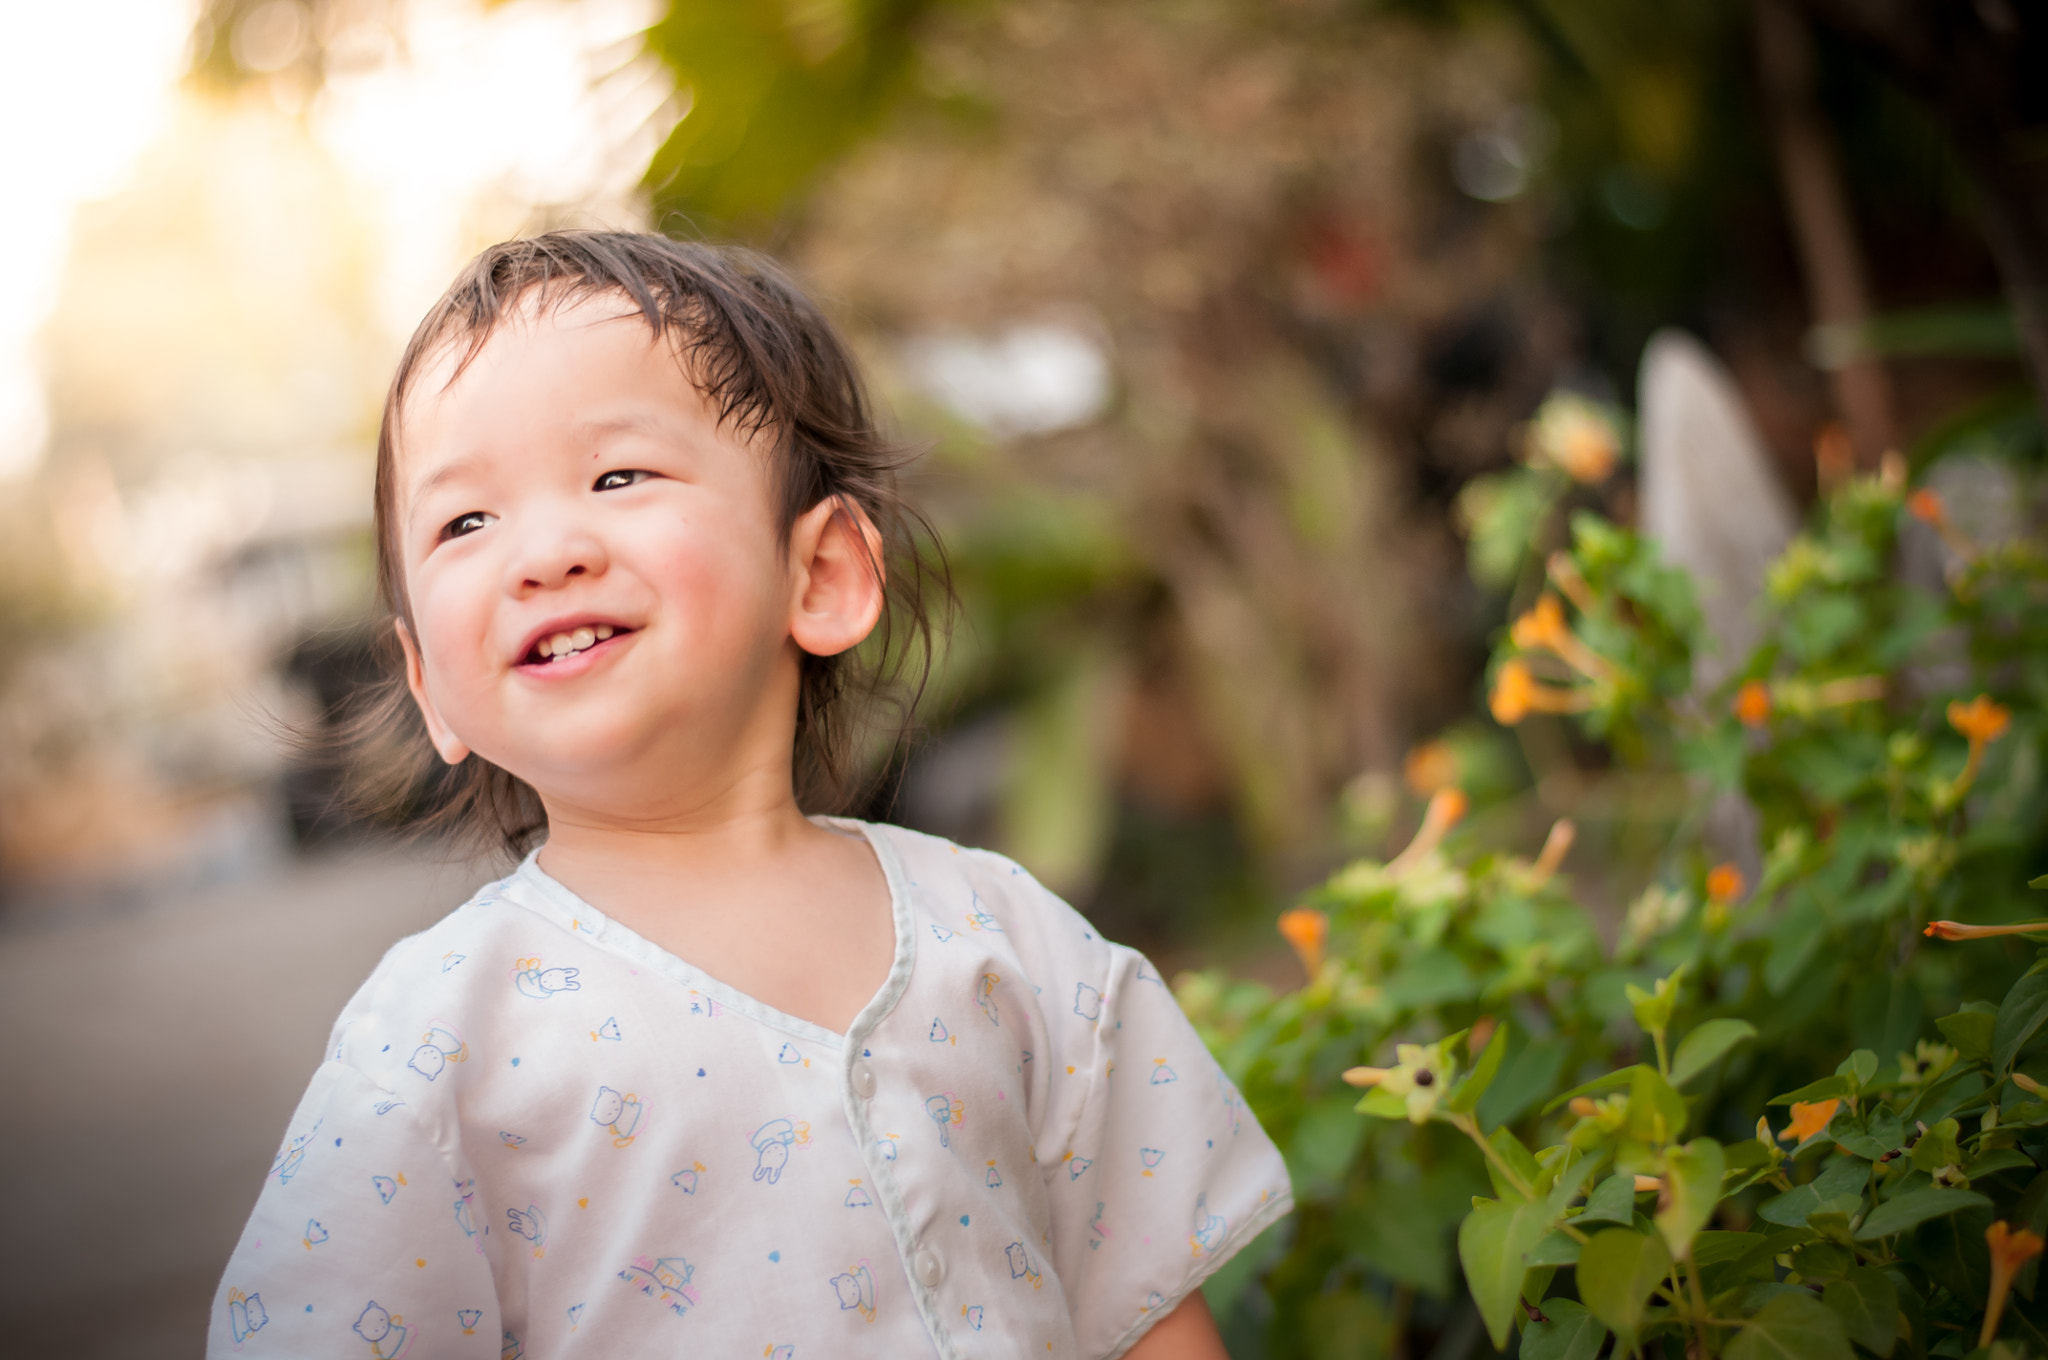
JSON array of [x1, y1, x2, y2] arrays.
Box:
[[523, 624, 633, 666]]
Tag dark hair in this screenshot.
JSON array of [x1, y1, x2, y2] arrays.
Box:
[[348, 230, 947, 856]]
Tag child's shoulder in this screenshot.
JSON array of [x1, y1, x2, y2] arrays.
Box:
[[321, 863, 587, 1088], [861, 820, 1118, 964]]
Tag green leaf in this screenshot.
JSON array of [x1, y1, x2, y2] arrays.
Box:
[[1486, 1126, 1542, 1200], [1357, 1087, 1410, 1119], [1853, 1187, 1993, 1241], [1521, 1298, 1607, 1360], [1575, 1227, 1670, 1351], [1837, 1049, 1879, 1091], [1542, 1065, 1650, 1116], [1936, 1003, 1999, 1064], [1671, 1019, 1758, 1087], [1966, 1147, 2037, 1179], [1822, 1267, 1897, 1357], [1447, 1020, 1509, 1115], [2031, 873, 2048, 889], [1657, 1138, 1726, 1258], [1726, 1291, 1853, 1360], [1769, 1073, 1854, 1106], [1576, 1173, 1638, 1227], [1456, 1196, 1557, 1352], [1757, 1157, 1869, 1228], [1907, 1117, 1961, 1176], [1525, 1229, 1582, 1267], [1993, 967, 2048, 1073], [1625, 1065, 1689, 1145]]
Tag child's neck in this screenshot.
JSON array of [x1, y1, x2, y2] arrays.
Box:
[[532, 774, 894, 1035]]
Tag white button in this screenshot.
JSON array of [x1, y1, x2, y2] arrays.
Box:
[[852, 1061, 877, 1099], [914, 1248, 943, 1288]]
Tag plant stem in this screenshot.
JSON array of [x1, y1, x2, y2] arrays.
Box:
[[1653, 1029, 1670, 1078]]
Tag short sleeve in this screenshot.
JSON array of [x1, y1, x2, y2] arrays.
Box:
[[209, 1060, 500, 1357], [1044, 942, 1294, 1358]]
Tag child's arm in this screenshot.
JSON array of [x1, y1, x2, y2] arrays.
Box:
[[1122, 1292, 1232, 1360], [208, 1059, 499, 1357]]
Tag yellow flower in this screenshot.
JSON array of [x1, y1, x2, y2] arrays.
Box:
[[1277, 908, 1327, 980], [1706, 863, 1746, 906], [1777, 1099, 1839, 1145], [1378, 1042, 1457, 1124], [1896, 1041, 1956, 1087], [1982, 1221, 2047, 1348], [1734, 681, 1771, 728]]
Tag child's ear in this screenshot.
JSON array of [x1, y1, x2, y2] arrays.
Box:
[[788, 496, 886, 658], [395, 618, 473, 765]]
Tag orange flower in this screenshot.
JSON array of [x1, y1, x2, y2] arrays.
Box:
[[1924, 919, 2048, 941], [1906, 488, 1946, 525], [1489, 660, 1591, 726], [1530, 818, 1576, 885], [1706, 863, 1745, 905], [1387, 787, 1469, 874], [1982, 1221, 2046, 1348], [1949, 696, 2011, 745], [1277, 908, 1327, 980], [1734, 681, 1772, 728], [1777, 1099, 1839, 1145], [1403, 741, 1458, 797], [1511, 595, 1570, 651]]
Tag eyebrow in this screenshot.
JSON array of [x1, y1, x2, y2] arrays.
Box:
[[406, 456, 484, 526]]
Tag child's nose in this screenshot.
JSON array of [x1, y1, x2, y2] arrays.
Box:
[[509, 520, 609, 592]]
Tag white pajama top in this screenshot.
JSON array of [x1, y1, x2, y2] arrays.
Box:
[[210, 820, 1293, 1359]]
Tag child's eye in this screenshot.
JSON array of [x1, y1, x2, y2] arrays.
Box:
[[594, 469, 652, 492], [441, 511, 494, 541]]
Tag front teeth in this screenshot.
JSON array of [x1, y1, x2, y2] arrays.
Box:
[[535, 624, 617, 662]]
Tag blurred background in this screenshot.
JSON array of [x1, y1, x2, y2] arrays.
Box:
[[0, 0, 2040, 1354]]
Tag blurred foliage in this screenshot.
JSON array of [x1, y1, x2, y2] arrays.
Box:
[[1182, 451, 2048, 1356]]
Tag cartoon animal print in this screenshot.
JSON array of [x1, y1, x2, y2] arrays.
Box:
[[271, 1126, 318, 1184], [408, 1026, 467, 1081], [767, 1346, 794, 1359], [670, 1163, 704, 1194], [1136, 959, 1165, 987], [1004, 1242, 1042, 1289], [499, 1131, 527, 1149], [454, 1180, 479, 1239], [928, 1018, 949, 1043], [1140, 1148, 1164, 1177], [512, 957, 580, 1000], [372, 1174, 402, 1205], [353, 1300, 410, 1359], [507, 1204, 549, 1256], [985, 1161, 1002, 1188], [592, 1017, 622, 1042], [500, 1330, 523, 1360], [1088, 1201, 1109, 1248], [566, 1304, 585, 1330], [775, 1043, 803, 1065], [441, 952, 465, 973], [977, 974, 1001, 1025], [751, 1118, 808, 1184], [1190, 1193, 1226, 1255], [844, 1180, 872, 1208], [226, 1288, 268, 1343], [1217, 1071, 1246, 1135], [458, 1309, 482, 1335], [685, 991, 717, 1018], [925, 1094, 963, 1148], [1065, 1154, 1092, 1180], [961, 1305, 984, 1331], [590, 1086, 646, 1147], [965, 893, 1003, 933], [829, 1264, 876, 1321], [1150, 1059, 1178, 1085], [874, 1135, 899, 1161], [303, 1219, 329, 1249], [1073, 984, 1102, 1022], [930, 923, 955, 943]]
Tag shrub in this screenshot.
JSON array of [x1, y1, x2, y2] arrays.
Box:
[[1186, 460, 2048, 1357]]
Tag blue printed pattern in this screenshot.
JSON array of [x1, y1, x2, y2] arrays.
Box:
[[208, 821, 1291, 1359]]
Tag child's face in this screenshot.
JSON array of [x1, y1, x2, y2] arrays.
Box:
[[390, 294, 851, 814]]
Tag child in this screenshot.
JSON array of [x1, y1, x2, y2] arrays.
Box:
[[211, 231, 1291, 1359]]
